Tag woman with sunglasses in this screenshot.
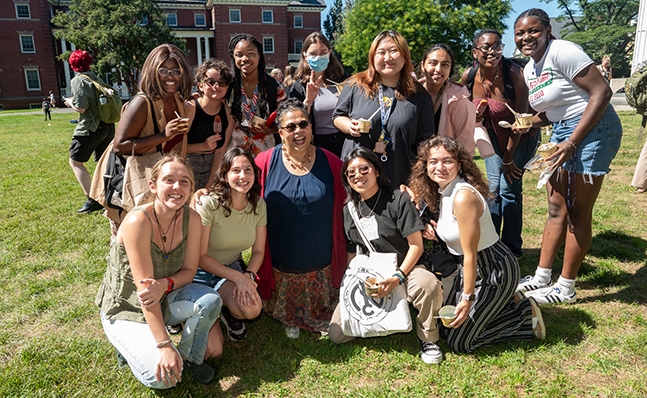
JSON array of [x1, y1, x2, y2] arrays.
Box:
[[255, 98, 346, 338], [181, 59, 235, 190], [328, 147, 444, 364], [227, 34, 286, 156], [333, 30, 435, 189], [108, 44, 195, 232], [513, 9, 622, 304], [289, 31, 347, 157], [461, 30, 539, 259]]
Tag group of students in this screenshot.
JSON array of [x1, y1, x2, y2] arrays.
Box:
[[94, 7, 622, 389]]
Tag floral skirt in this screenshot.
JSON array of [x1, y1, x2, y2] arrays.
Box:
[[263, 265, 338, 333]]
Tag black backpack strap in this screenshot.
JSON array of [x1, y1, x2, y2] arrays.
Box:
[[466, 66, 477, 101], [144, 94, 163, 153], [266, 74, 278, 112], [501, 58, 515, 103]]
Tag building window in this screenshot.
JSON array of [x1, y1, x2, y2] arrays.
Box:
[[25, 69, 41, 91], [195, 13, 206, 27], [262, 10, 273, 24], [294, 15, 303, 28], [16, 4, 31, 19], [294, 40, 303, 54], [166, 13, 177, 26], [20, 35, 35, 53], [229, 9, 240, 23], [263, 37, 274, 54]]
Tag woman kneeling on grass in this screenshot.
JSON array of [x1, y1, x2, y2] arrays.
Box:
[[96, 154, 222, 388], [193, 147, 265, 342]]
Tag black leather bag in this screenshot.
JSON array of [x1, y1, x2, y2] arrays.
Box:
[[104, 151, 126, 210], [419, 204, 460, 279]]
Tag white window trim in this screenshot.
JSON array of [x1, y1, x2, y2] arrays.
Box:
[[262, 10, 273, 24], [20, 34, 35, 54], [166, 13, 178, 27], [294, 15, 303, 28], [229, 9, 241, 23], [194, 13, 206, 27], [24, 68, 41, 91], [16, 4, 31, 19], [294, 40, 303, 54], [263, 37, 274, 54]]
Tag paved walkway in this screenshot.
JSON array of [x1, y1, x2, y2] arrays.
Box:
[[0, 108, 77, 117]]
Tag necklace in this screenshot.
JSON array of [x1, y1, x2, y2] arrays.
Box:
[[153, 208, 180, 259], [358, 189, 382, 218], [282, 145, 313, 171], [479, 63, 500, 98]]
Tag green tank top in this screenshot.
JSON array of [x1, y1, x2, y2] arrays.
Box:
[[95, 206, 190, 323]]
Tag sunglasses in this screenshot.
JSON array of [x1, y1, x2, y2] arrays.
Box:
[[158, 68, 182, 77], [280, 120, 310, 133], [345, 164, 372, 179], [476, 44, 505, 54], [203, 79, 229, 88]]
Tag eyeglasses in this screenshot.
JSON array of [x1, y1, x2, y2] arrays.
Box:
[[203, 79, 229, 88], [158, 68, 182, 77], [476, 43, 505, 54], [280, 120, 310, 133], [345, 164, 372, 179]]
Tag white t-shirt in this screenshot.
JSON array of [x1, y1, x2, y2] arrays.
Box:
[[523, 39, 593, 122]]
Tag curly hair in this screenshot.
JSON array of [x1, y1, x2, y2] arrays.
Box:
[[206, 147, 262, 217], [227, 34, 271, 125], [341, 147, 391, 207], [139, 44, 193, 101], [142, 153, 195, 204], [408, 137, 491, 213], [275, 97, 310, 127], [346, 30, 422, 101], [68, 50, 92, 72], [194, 58, 234, 96]]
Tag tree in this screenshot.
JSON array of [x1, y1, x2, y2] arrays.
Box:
[[335, 0, 512, 73], [52, 0, 185, 97], [323, 0, 347, 44], [549, 0, 639, 77]]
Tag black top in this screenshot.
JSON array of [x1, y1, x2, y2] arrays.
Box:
[[343, 189, 424, 266], [187, 99, 229, 147]]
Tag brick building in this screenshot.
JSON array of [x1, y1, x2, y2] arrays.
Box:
[[0, 0, 324, 110]]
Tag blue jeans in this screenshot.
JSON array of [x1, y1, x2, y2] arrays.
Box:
[[484, 131, 540, 256], [101, 283, 222, 389]]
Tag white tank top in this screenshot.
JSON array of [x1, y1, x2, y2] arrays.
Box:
[[436, 178, 499, 255]]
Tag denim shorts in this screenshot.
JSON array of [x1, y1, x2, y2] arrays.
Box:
[[550, 104, 622, 176], [193, 260, 244, 291]]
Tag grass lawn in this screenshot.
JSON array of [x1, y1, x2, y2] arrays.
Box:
[[1, 111, 646, 397]]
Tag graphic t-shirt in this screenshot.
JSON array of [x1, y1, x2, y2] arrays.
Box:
[[523, 39, 593, 122]]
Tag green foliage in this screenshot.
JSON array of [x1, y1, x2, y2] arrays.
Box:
[[335, 0, 512, 73], [52, 0, 185, 96], [549, 0, 639, 77], [323, 0, 346, 43]]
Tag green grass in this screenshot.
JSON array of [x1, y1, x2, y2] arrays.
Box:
[[1, 111, 646, 397]]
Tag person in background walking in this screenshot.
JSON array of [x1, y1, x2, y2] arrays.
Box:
[[42, 98, 51, 120]]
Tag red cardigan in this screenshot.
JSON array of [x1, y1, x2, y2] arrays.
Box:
[[254, 146, 347, 300]]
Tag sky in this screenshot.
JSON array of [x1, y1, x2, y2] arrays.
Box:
[[320, 0, 563, 58]]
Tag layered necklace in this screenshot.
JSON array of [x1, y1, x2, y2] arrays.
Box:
[[282, 145, 313, 171], [479, 63, 500, 98], [153, 208, 180, 259], [358, 189, 382, 218]]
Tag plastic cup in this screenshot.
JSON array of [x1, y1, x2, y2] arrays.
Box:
[[537, 142, 557, 159], [364, 277, 380, 296], [515, 113, 533, 129], [252, 115, 267, 127], [357, 118, 371, 133], [438, 305, 457, 328]]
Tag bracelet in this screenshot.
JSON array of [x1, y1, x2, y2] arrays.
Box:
[[566, 140, 577, 150], [164, 277, 174, 294], [245, 270, 256, 281], [392, 272, 405, 285], [156, 338, 172, 348], [502, 160, 514, 166]]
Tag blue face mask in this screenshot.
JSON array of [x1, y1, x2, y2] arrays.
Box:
[[306, 54, 330, 73]]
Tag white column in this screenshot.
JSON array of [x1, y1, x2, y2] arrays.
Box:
[[61, 38, 71, 98], [205, 36, 211, 60], [197, 37, 203, 65]]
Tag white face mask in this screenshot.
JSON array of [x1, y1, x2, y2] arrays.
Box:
[[305, 53, 330, 73]]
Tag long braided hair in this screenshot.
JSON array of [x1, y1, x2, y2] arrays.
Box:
[[227, 34, 270, 125]]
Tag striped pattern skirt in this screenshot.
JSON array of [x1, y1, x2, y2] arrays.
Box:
[[442, 240, 533, 353]]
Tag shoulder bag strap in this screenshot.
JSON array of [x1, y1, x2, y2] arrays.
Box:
[[347, 202, 377, 253], [145, 94, 163, 155]]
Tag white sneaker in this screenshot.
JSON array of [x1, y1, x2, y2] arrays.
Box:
[[516, 275, 550, 293], [285, 326, 300, 339], [418, 337, 443, 364], [526, 285, 576, 304]]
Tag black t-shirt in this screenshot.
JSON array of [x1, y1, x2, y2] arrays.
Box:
[[187, 99, 229, 147], [343, 189, 424, 266]]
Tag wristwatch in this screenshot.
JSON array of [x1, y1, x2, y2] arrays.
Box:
[[461, 292, 475, 302], [246, 270, 257, 281]]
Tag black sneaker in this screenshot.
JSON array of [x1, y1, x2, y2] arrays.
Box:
[[417, 336, 443, 364], [77, 198, 104, 214], [166, 324, 183, 335], [115, 348, 127, 367], [184, 360, 215, 385], [220, 306, 246, 341]]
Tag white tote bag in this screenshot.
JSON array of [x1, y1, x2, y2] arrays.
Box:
[[339, 203, 412, 338]]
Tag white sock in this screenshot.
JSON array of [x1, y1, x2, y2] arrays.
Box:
[[534, 267, 552, 284], [556, 276, 575, 295]]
